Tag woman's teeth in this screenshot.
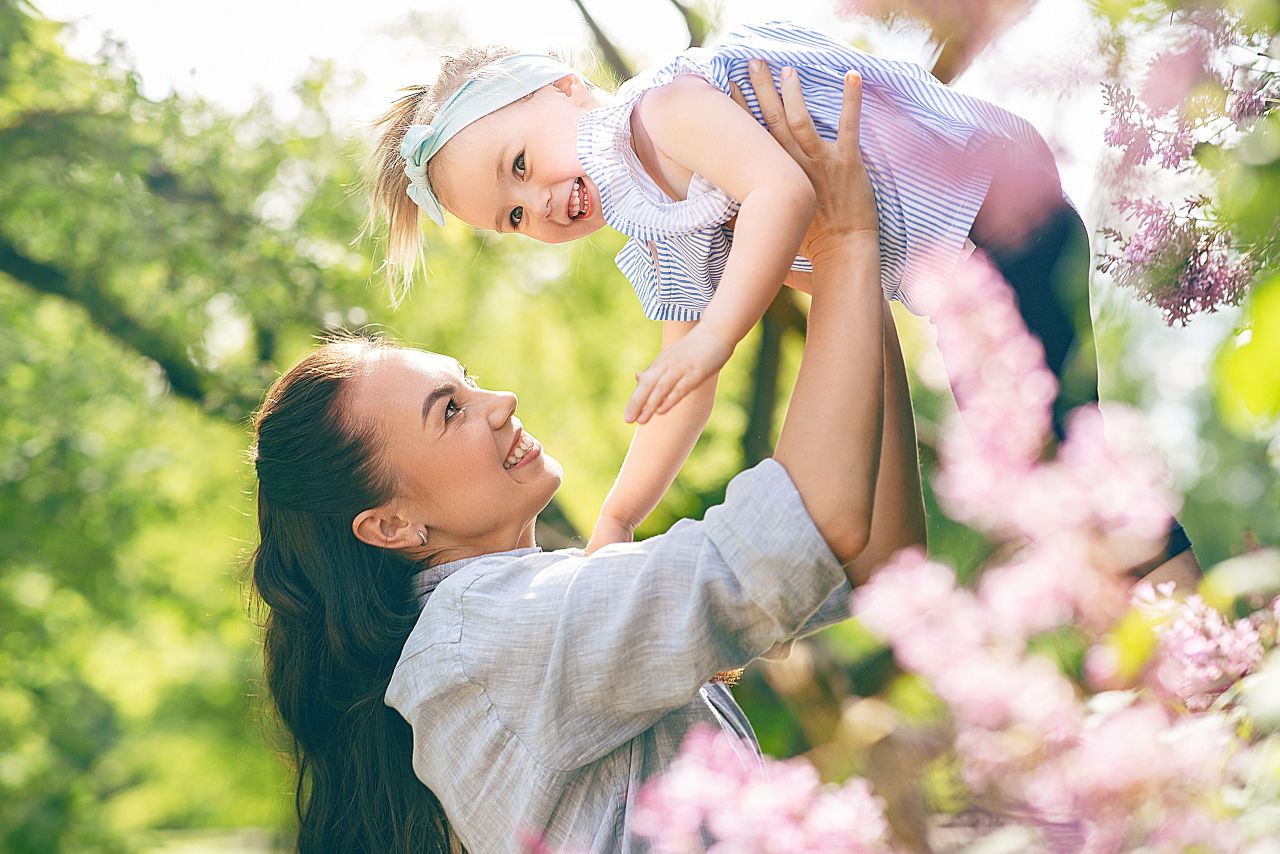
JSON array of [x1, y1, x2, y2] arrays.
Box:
[[503, 432, 536, 469]]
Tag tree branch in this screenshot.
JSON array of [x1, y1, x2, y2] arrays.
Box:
[[567, 0, 632, 81], [0, 236, 213, 408], [1, 234, 587, 539], [665, 0, 709, 48], [742, 291, 806, 467], [927, 1, 1036, 83]]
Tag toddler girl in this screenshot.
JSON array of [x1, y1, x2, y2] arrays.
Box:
[[368, 20, 1194, 569]]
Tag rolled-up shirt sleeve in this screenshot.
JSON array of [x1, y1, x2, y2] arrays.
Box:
[[447, 459, 845, 771]]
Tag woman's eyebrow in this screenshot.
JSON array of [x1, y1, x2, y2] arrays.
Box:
[[421, 382, 458, 427]]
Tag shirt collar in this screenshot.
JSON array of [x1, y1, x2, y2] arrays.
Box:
[[411, 546, 544, 599]]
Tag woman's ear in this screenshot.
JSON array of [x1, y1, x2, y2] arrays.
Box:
[[352, 506, 415, 550]]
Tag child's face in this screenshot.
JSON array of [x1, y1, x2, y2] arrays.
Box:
[[432, 76, 606, 244]]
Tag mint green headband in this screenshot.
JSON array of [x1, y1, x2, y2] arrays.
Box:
[[400, 54, 575, 227]]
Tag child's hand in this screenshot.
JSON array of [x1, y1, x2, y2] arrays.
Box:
[[585, 514, 635, 555], [624, 325, 732, 424]]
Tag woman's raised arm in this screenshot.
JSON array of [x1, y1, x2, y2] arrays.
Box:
[[749, 65, 925, 571]]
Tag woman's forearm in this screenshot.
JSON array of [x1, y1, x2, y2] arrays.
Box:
[[774, 237, 885, 566], [841, 303, 927, 585]]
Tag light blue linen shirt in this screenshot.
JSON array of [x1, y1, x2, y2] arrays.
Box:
[[384, 459, 852, 853]]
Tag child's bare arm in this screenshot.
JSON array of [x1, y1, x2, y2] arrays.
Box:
[[624, 75, 816, 424], [588, 320, 717, 553]]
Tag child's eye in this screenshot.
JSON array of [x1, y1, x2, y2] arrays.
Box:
[[513, 152, 526, 175], [509, 207, 523, 228]]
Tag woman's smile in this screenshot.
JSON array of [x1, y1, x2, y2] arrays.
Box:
[[503, 427, 541, 471], [506, 438, 541, 473]]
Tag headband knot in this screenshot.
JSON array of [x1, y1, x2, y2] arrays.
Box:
[[400, 54, 575, 227]]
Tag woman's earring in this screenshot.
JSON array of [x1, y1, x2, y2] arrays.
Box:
[[417, 529, 429, 547]]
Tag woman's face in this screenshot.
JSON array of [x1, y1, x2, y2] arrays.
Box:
[[347, 347, 562, 560]]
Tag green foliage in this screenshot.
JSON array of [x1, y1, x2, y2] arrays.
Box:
[[0, 2, 809, 848], [1217, 273, 1280, 430], [0, 0, 1275, 848]]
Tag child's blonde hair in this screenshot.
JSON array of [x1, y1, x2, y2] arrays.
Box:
[[366, 46, 519, 302]]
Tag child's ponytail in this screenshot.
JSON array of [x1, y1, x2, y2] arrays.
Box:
[[366, 46, 518, 303]]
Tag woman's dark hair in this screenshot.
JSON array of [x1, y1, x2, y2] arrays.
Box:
[[248, 337, 457, 853]]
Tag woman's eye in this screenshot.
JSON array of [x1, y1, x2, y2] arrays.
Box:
[[509, 207, 523, 228], [444, 398, 461, 421], [513, 152, 525, 175]]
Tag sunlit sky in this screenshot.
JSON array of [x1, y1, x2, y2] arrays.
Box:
[[32, 0, 1251, 479], [38, 0, 1107, 208]]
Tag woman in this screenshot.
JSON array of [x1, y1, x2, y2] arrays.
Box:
[[249, 66, 925, 853]]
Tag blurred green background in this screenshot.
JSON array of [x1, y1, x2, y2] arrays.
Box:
[[1, 0, 1277, 850]]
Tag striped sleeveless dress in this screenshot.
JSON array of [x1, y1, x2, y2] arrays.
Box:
[[575, 20, 1061, 321]]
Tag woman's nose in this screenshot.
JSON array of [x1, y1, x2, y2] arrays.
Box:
[[487, 389, 518, 429]]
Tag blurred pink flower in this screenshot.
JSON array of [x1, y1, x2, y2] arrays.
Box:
[[1024, 703, 1237, 850], [1083, 644, 1124, 691], [1141, 38, 1213, 114], [921, 252, 1172, 594], [633, 726, 897, 853], [978, 557, 1076, 640], [1051, 407, 1174, 572]]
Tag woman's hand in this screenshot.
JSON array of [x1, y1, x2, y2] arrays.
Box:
[[733, 62, 878, 265]]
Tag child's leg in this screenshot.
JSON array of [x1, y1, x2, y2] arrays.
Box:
[[968, 167, 1196, 573]]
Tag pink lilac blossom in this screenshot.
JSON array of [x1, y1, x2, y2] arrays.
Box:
[[1159, 119, 1196, 169], [1228, 76, 1272, 123], [853, 549, 990, 674], [852, 550, 1083, 791], [1183, 4, 1248, 51], [1100, 195, 1253, 325], [632, 725, 896, 853], [1023, 703, 1239, 852], [918, 253, 1171, 589], [848, 252, 1256, 842], [916, 251, 1057, 527], [1133, 582, 1266, 711], [1049, 407, 1174, 573], [1099, 6, 1265, 324], [1102, 83, 1156, 167]]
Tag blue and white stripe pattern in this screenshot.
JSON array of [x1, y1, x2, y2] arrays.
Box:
[[575, 20, 1059, 321]]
